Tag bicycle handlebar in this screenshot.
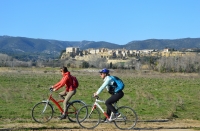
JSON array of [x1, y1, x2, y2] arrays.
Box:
[[93, 96, 99, 99], [91, 95, 100, 102], [49, 87, 53, 91], [91, 95, 106, 103]]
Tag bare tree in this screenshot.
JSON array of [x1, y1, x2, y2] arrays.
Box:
[[88, 55, 108, 68], [156, 54, 200, 73]]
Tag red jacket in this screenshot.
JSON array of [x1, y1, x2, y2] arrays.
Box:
[[53, 72, 75, 92]]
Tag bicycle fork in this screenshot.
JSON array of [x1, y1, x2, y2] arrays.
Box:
[[42, 99, 51, 114], [87, 104, 96, 118]]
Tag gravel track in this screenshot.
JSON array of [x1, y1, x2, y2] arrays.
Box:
[[1, 119, 200, 131]]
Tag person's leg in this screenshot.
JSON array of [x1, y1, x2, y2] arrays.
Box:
[[105, 91, 124, 114], [59, 89, 76, 119], [103, 107, 111, 122], [102, 107, 111, 122], [63, 89, 76, 114], [59, 90, 66, 100], [107, 108, 111, 117]]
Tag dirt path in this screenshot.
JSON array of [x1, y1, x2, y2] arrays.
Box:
[[1, 119, 200, 131]]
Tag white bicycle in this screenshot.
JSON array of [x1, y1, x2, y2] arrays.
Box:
[[76, 96, 137, 130]]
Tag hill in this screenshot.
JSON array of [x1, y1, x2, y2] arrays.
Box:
[[0, 35, 200, 60], [125, 38, 200, 50]]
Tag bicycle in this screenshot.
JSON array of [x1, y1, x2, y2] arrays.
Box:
[[76, 96, 137, 130], [31, 89, 86, 123]]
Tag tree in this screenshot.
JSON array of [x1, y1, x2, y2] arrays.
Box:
[[82, 61, 89, 68]]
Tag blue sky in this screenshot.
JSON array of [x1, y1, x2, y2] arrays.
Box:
[[0, 0, 200, 45]]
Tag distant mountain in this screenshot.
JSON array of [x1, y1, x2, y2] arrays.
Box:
[[124, 38, 200, 50], [0, 35, 200, 60]]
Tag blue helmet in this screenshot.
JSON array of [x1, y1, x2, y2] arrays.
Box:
[[99, 68, 109, 74]]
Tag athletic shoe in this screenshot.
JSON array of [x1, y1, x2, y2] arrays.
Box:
[[108, 113, 121, 121], [101, 117, 109, 123], [59, 114, 66, 120]]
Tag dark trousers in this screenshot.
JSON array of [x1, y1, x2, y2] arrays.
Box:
[[105, 91, 124, 116]]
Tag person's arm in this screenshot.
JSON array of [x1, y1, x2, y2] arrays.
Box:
[[95, 76, 112, 95], [52, 75, 69, 91]]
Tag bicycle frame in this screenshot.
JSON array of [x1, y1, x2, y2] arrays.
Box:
[[42, 92, 64, 113], [42, 91, 84, 116], [32, 90, 87, 123], [76, 96, 137, 130], [91, 97, 117, 120]]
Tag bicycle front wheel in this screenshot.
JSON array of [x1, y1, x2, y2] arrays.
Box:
[[114, 106, 137, 130], [66, 100, 86, 122], [31, 102, 54, 123], [76, 105, 101, 129]]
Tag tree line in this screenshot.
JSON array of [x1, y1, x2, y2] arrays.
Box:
[[0, 53, 200, 73]]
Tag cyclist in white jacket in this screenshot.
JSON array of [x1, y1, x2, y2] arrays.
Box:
[[93, 68, 124, 121]]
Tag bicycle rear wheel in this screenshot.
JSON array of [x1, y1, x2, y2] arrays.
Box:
[[31, 102, 54, 123], [114, 106, 137, 130], [76, 105, 101, 129], [66, 100, 86, 122]]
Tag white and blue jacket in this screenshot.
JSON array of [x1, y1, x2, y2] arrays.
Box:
[[96, 76, 115, 95]]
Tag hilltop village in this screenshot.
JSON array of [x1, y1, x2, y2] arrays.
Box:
[[60, 47, 199, 64]]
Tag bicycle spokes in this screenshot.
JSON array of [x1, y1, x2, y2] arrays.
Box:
[[114, 106, 137, 130]]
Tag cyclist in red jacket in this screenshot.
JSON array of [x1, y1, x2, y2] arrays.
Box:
[[51, 66, 77, 120]]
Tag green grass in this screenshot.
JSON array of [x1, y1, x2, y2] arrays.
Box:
[[0, 67, 200, 124]]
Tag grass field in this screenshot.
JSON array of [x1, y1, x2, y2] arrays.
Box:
[[0, 67, 200, 126]]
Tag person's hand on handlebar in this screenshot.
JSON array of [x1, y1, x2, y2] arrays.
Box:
[[93, 92, 98, 97], [49, 86, 56, 92]]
